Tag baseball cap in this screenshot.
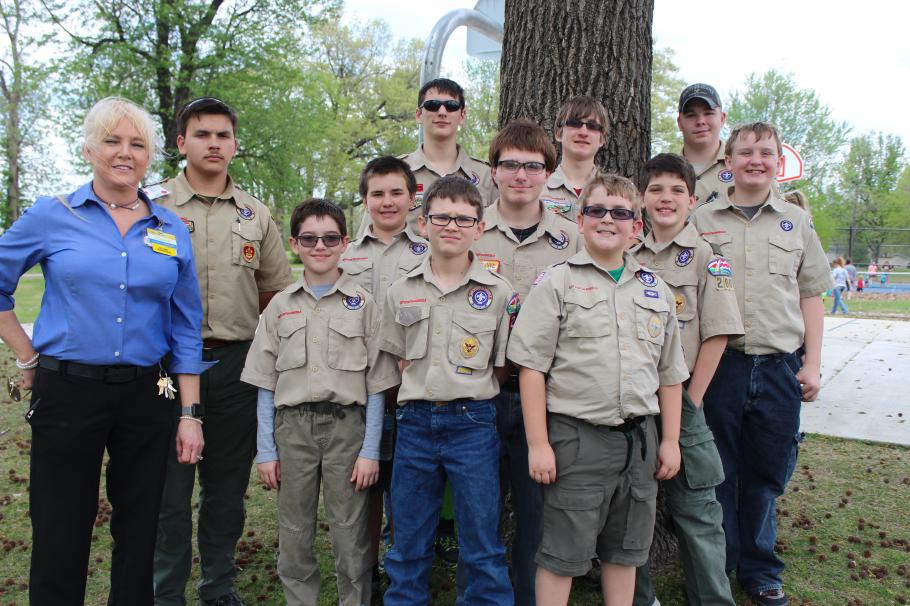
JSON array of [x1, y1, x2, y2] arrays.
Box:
[[678, 84, 722, 113]]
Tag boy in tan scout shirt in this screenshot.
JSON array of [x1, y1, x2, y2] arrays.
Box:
[[509, 173, 689, 606], [677, 84, 733, 207], [632, 154, 743, 606], [473, 117, 581, 605], [241, 199, 399, 606], [357, 78, 495, 238], [691, 123, 832, 606], [540, 96, 609, 218], [379, 176, 515, 606], [150, 97, 293, 606]]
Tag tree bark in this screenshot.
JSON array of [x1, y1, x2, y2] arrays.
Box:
[[1, 0, 24, 225], [499, 0, 653, 178]]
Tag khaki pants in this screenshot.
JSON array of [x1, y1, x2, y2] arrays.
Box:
[[275, 404, 371, 606]]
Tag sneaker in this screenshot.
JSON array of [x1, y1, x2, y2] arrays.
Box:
[[201, 591, 247, 606], [751, 588, 789, 606], [435, 533, 459, 565]]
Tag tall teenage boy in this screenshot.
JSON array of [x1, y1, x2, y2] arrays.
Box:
[[677, 84, 731, 207]]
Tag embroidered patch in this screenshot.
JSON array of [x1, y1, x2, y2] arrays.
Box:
[[237, 205, 255, 220], [714, 276, 734, 291], [675, 294, 685, 314], [343, 294, 365, 310], [180, 217, 195, 233], [242, 243, 256, 262], [541, 197, 572, 214], [278, 310, 302, 319], [675, 249, 693, 267], [719, 169, 734, 183], [410, 195, 423, 211], [507, 292, 521, 326], [409, 242, 428, 255], [460, 337, 480, 358], [647, 314, 663, 338], [548, 230, 570, 250], [706, 258, 733, 277], [455, 366, 474, 375], [532, 271, 548, 286], [644, 289, 659, 298], [479, 259, 501, 272], [780, 219, 794, 232], [469, 171, 480, 185], [468, 286, 493, 310], [637, 270, 657, 286]]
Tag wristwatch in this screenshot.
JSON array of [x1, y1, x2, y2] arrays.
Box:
[[181, 403, 205, 420]]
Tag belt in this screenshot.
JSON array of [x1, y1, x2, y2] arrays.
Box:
[[296, 401, 359, 418], [203, 338, 233, 349], [38, 356, 160, 384], [609, 416, 648, 473]]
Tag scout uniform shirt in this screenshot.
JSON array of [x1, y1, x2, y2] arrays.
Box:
[[148, 171, 293, 341], [340, 225, 429, 308], [473, 199, 582, 301], [692, 187, 833, 355], [539, 164, 598, 220], [687, 141, 733, 208], [240, 272, 400, 407], [507, 250, 689, 427], [355, 145, 496, 238], [633, 222, 744, 372], [379, 255, 517, 404]]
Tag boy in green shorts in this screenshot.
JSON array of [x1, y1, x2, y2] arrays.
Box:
[[241, 199, 399, 606], [508, 173, 689, 606], [632, 153, 743, 606]]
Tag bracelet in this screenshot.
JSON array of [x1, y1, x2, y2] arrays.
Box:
[[179, 415, 203, 425], [15, 352, 39, 370]]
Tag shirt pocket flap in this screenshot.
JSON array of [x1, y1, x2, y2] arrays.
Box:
[[662, 271, 698, 288], [277, 315, 307, 337], [564, 290, 608, 309], [633, 294, 670, 313], [451, 312, 498, 335], [701, 231, 733, 247], [231, 219, 263, 241], [328, 315, 365, 338], [769, 232, 802, 252], [343, 258, 373, 275], [396, 305, 430, 327]]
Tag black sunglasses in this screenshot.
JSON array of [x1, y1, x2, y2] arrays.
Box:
[[420, 99, 463, 113], [582, 206, 635, 221], [294, 234, 343, 248], [562, 119, 605, 133]]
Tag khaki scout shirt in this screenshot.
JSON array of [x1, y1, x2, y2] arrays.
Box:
[[340, 225, 429, 308], [539, 164, 598, 220], [473, 200, 582, 301], [379, 255, 516, 404], [150, 171, 293, 341], [356, 145, 496, 238], [240, 272, 400, 408], [507, 250, 689, 427], [685, 141, 734, 208], [691, 188, 833, 355], [633, 222, 744, 372]]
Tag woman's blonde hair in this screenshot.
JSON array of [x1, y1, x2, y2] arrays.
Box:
[[82, 96, 160, 159]]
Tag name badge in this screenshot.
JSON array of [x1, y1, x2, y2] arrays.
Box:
[[146, 228, 177, 257]]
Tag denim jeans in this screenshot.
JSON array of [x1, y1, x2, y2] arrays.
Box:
[[702, 348, 803, 596], [832, 285, 848, 314], [384, 400, 513, 606]]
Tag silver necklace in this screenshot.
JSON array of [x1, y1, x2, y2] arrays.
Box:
[[107, 198, 142, 211]]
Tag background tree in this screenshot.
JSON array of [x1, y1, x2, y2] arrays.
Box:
[[498, 0, 654, 178], [650, 44, 686, 155], [459, 57, 500, 161]]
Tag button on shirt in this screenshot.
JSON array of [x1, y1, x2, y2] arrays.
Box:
[[507, 250, 689, 427], [473, 200, 583, 301], [240, 272, 400, 408], [379, 255, 515, 404], [340, 225, 428, 307], [692, 187, 833, 355], [539, 164, 598, 220], [0, 182, 206, 373], [152, 171, 293, 342], [633, 222, 744, 372]]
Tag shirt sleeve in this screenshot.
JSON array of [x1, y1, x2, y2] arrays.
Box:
[[507, 272, 561, 373], [365, 296, 402, 394], [255, 388, 278, 463], [379, 287, 406, 359], [696, 245, 744, 340], [493, 287, 516, 368], [255, 214, 294, 293], [167, 225, 211, 375], [359, 392, 384, 460], [0, 198, 51, 311], [658, 282, 690, 386], [240, 303, 281, 390], [797, 220, 834, 297]]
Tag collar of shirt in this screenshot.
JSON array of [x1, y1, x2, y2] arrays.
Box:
[[641, 221, 699, 252], [284, 269, 364, 300], [567, 249, 645, 286], [483, 199, 567, 243], [408, 144, 472, 177], [711, 186, 790, 215], [170, 170, 238, 207], [682, 140, 726, 177], [407, 252, 499, 291], [546, 164, 597, 191], [70, 181, 176, 229], [354, 223, 427, 247]]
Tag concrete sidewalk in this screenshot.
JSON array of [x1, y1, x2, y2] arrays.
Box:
[[19, 317, 910, 445]]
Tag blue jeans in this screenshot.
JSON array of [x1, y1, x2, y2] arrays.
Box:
[[702, 348, 803, 596], [832, 285, 848, 314], [385, 400, 513, 606]]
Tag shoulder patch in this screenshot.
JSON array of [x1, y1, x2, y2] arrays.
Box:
[[706, 257, 733, 277]]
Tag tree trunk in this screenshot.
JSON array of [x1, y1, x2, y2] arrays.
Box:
[[499, 0, 653, 178], [499, 0, 677, 568]]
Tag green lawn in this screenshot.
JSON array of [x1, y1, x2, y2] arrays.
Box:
[[1, 346, 908, 605], [822, 294, 910, 316]]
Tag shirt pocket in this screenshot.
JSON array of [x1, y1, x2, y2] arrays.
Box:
[[275, 315, 307, 372], [447, 311, 498, 370], [396, 305, 431, 360], [564, 291, 611, 337], [768, 233, 802, 278], [327, 315, 368, 371], [662, 271, 698, 323], [634, 294, 670, 346], [231, 220, 263, 270]]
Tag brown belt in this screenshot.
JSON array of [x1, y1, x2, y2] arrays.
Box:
[[203, 338, 233, 349]]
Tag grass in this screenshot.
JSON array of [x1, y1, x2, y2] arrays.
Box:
[[0, 346, 908, 605], [822, 293, 910, 316]]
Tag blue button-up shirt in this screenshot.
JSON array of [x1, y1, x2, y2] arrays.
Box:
[[0, 182, 207, 374]]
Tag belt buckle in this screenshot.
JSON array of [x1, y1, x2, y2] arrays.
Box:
[[433, 401, 447, 407]]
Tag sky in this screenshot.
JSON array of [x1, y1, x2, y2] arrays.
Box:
[[342, 0, 910, 148]]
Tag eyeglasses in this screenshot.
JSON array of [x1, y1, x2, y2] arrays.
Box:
[[7, 377, 24, 402], [582, 206, 636, 221], [496, 160, 547, 175], [420, 99, 463, 113], [426, 214, 479, 228], [562, 119, 605, 133], [294, 234, 343, 248]]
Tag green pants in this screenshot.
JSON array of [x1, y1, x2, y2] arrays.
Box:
[[154, 341, 257, 605], [633, 389, 734, 606]]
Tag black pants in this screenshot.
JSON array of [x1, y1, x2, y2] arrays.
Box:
[[28, 366, 175, 606]]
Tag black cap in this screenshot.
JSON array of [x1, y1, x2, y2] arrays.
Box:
[[678, 83, 721, 113]]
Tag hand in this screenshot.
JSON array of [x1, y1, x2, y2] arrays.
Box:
[[397, 359, 410, 373], [350, 457, 379, 491], [655, 439, 681, 480], [175, 419, 204, 464], [257, 461, 281, 490], [20, 368, 35, 390], [528, 443, 557, 485], [796, 364, 821, 402]]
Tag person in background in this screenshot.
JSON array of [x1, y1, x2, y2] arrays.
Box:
[[831, 257, 849, 314], [844, 258, 857, 300]]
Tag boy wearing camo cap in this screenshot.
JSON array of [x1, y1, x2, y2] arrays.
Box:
[[677, 83, 732, 208]]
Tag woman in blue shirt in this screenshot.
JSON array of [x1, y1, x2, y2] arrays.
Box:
[[0, 97, 208, 606]]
